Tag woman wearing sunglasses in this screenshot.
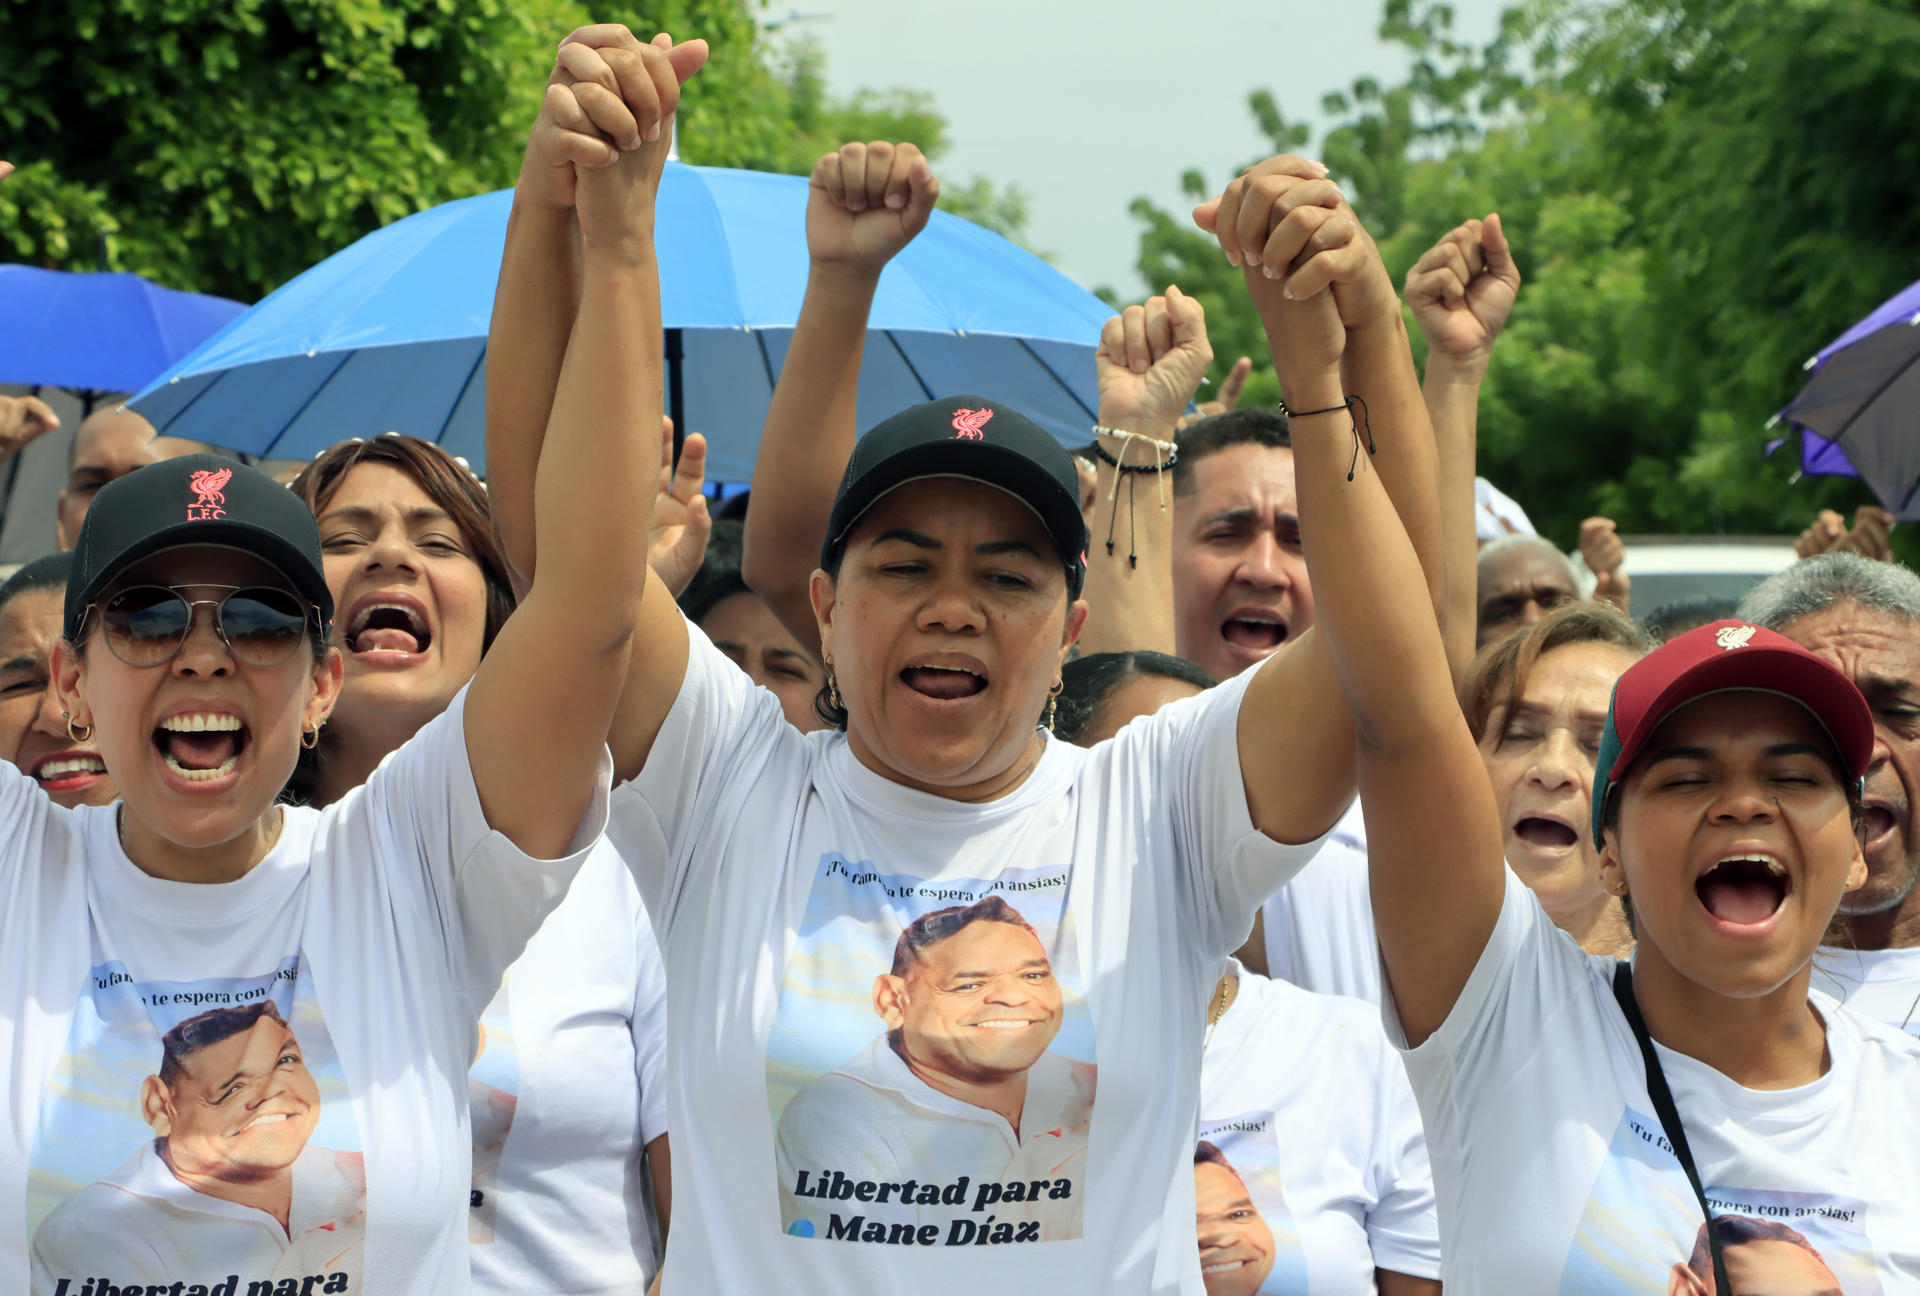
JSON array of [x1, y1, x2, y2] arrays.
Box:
[[0, 29, 683, 1291], [1245, 189, 1920, 1285]]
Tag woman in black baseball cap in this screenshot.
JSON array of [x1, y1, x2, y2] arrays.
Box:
[[482, 145, 1451, 1290], [1282, 227, 1920, 1288], [1, 32, 694, 1294]]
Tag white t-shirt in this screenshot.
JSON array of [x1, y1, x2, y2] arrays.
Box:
[[468, 844, 671, 1295], [1813, 945, 1920, 1038], [610, 623, 1328, 1295], [1259, 841, 1383, 1006], [0, 688, 609, 1296], [1197, 963, 1438, 1293], [1395, 868, 1920, 1292]]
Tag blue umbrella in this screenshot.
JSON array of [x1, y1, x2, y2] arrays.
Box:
[[130, 163, 1112, 481], [0, 266, 247, 407], [1771, 276, 1920, 519]]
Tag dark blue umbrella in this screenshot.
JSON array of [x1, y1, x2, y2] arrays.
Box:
[[0, 266, 247, 408], [130, 163, 1111, 481], [1772, 277, 1920, 520]]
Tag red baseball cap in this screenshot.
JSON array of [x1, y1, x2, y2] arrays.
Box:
[[1589, 619, 1873, 845]]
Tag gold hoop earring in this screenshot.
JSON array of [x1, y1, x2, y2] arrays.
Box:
[[826, 672, 841, 711], [301, 726, 321, 750], [62, 711, 92, 744], [1045, 678, 1063, 732]]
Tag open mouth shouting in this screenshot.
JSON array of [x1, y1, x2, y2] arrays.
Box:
[[1510, 810, 1580, 857], [31, 749, 108, 795], [899, 654, 989, 704], [1219, 606, 1288, 661], [344, 593, 433, 661], [153, 711, 249, 787], [1695, 851, 1793, 932], [1861, 793, 1905, 866]]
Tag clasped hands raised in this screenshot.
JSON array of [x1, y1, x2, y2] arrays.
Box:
[[520, 25, 710, 252], [1193, 154, 1398, 383]]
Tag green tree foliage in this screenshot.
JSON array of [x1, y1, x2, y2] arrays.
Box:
[[1127, 0, 1920, 546], [0, 1, 1036, 300]]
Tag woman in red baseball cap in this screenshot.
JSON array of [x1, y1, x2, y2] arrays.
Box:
[[1279, 259, 1920, 1287], [0, 35, 696, 1296]]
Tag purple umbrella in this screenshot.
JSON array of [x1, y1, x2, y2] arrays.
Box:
[[1773, 277, 1920, 520]]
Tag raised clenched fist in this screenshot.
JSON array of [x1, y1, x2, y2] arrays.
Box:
[[807, 141, 939, 276], [1579, 517, 1630, 611], [1095, 286, 1214, 436], [1405, 213, 1521, 370], [0, 393, 59, 467], [1834, 505, 1896, 563]]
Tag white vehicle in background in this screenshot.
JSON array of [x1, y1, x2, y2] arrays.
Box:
[[1571, 535, 1800, 617]]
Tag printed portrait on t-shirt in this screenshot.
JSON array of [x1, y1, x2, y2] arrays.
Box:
[[467, 974, 520, 1244], [1667, 1214, 1846, 1296], [27, 956, 364, 1296], [769, 856, 1096, 1248], [1558, 1109, 1880, 1294], [1193, 1114, 1307, 1295]]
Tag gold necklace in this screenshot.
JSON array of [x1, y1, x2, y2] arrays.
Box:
[[1201, 972, 1233, 1053]]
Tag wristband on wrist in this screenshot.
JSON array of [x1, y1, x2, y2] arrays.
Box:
[[1278, 394, 1375, 481], [1089, 425, 1179, 569], [1090, 427, 1179, 472]]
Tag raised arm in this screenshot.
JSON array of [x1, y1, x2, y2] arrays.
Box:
[[485, 30, 636, 586], [1215, 185, 1506, 1045], [1403, 213, 1521, 680], [1193, 156, 1445, 845], [739, 141, 939, 654], [467, 30, 707, 851], [1074, 287, 1215, 657]]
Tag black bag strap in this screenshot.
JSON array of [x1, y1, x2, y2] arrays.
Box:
[[1612, 961, 1730, 1296]]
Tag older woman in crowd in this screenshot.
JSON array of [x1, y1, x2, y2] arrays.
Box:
[[1260, 603, 1649, 1002]]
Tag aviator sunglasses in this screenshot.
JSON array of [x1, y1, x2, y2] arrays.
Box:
[[85, 585, 318, 668]]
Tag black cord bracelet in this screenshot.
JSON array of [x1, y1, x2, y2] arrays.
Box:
[[1092, 440, 1179, 472], [1279, 394, 1375, 480]]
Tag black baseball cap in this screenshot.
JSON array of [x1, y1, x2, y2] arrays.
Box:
[[65, 454, 334, 644], [821, 396, 1087, 598]]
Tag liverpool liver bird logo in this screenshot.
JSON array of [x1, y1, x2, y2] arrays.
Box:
[[950, 407, 994, 439], [186, 467, 233, 520]]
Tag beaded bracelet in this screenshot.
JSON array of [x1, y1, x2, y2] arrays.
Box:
[[1089, 425, 1179, 568]]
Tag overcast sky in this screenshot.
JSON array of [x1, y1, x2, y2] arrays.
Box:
[[803, 0, 1507, 296]]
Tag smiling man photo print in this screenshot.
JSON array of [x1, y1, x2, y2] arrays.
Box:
[[31, 1001, 366, 1294], [777, 896, 1094, 1241]]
